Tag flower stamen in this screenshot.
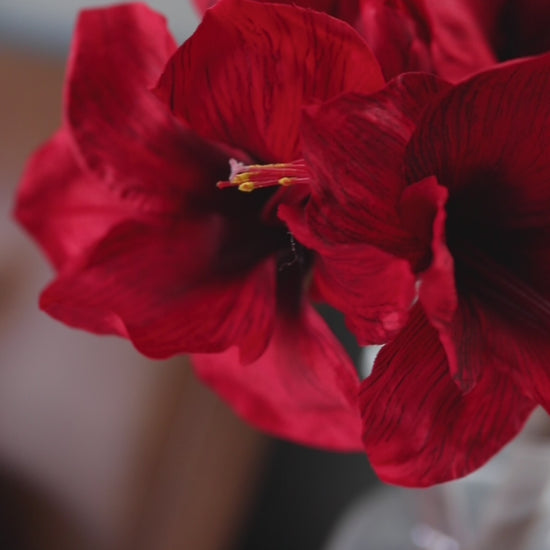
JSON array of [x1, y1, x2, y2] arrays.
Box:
[[217, 158, 310, 192]]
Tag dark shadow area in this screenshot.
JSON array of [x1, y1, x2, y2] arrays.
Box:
[[237, 441, 380, 550], [0, 466, 93, 550]]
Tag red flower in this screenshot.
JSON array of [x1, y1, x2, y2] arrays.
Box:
[[192, 0, 495, 81], [282, 54, 550, 485], [15, 2, 386, 450]]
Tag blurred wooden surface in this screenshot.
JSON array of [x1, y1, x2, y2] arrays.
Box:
[[0, 43, 269, 550]]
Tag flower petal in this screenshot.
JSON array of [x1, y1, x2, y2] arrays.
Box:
[[40, 220, 276, 361], [155, 0, 384, 163], [14, 130, 134, 270], [192, 0, 350, 18], [400, 177, 476, 389], [360, 305, 535, 487], [423, 244, 550, 399], [357, 0, 433, 79], [192, 304, 363, 451], [440, 261, 550, 416], [467, 0, 550, 58], [312, 245, 416, 345], [358, 0, 496, 81], [279, 204, 415, 345], [405, 53, 550, 204], [426, 0, 496, 81], [463, 0, 505, 39], [510, 0, 550, 56], [66, 3, 228, 202], [300, 73, 450, 253]]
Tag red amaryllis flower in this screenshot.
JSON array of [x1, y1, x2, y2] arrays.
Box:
[[281, 54, 550, 485], [192, 0, 495, 81], [465, 0, 550, 59], [15, 1, 386, 450]]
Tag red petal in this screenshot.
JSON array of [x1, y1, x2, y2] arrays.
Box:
[[191, 0, 215, 15], [66, 3, 228, 201], [360, 305, 535, 487], [422, 280, 550, 440], [14, 130, 134, 270], [509, 0, 550, 56], [279, 204, 415, 345], [313, 245, 416, 345], [300, 73, 450, 254], [421, 245, 550, 401], [189, 0, 494, 81], [357, 0, 433, 79], [438, 260, 550, 416], [404, 56, 550, 289], [467, 0, 550, 58], [463, 0, 505, 38], [400, 177, 474, 389], [155, 0, 384, 163], [192, 0, 351, 18], [192, 304, 363, 451], [426, 0, 496, 81], [40, 221, 276, 361], [405, 54, 550, 201]]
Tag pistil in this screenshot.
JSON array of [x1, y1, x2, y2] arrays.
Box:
[[217, 158, 310, 192]]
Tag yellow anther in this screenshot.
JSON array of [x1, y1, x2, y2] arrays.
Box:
[[238, 182, 256, 192], [278, 177, 294, 186], [233, 173, 251, 184]]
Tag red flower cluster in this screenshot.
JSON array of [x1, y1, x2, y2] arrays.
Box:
[[15, 0, 550, 486]]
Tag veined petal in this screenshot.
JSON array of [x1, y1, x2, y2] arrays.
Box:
[[428, 246, 550, 400], [66, 3, 228, 203], [405, 54, 550, 204], [313, 245, 416, 345], [421, 280, 550, 434], [300, 73, 450, 253], [279, 204, 415, 345], [155, 0, 384, 163], [192, 304, 363, 451], [14, 130, 134, 270], [481, 313, 550, 418], [400, 177, 473, 388], [443, 257, 550, 413], [360, 305, 535, 487], [40, 221, 276, 361]]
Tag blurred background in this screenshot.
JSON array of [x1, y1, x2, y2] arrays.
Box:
[[0, 2, 379, 549]]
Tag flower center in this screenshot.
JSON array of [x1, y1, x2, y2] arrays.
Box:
[[217, 158, 310, 192], [444, 177, 550, 335]]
